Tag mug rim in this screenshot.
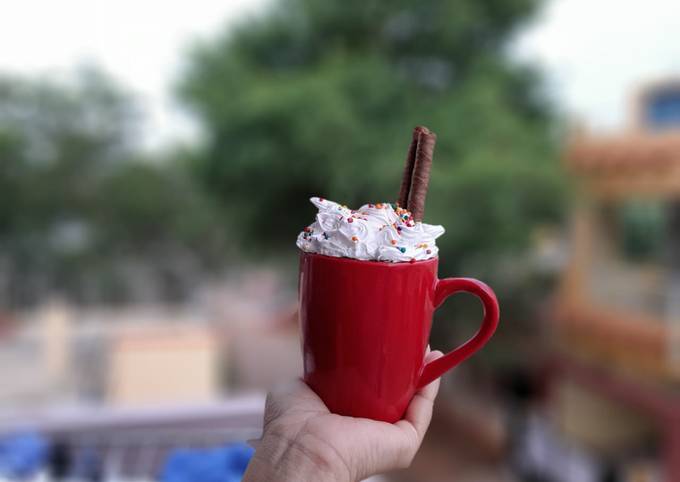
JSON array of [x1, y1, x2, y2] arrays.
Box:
[[300, 251, 438, 267]]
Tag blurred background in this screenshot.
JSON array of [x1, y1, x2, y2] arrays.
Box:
[[1, 0, 679, 481]]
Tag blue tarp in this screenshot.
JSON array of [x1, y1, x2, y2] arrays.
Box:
[[0, 433, 50, 479], [161, 443, 254, 482]]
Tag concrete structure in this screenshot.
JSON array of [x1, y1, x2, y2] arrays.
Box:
[[0, 270, 300, 411], [554, 79, 680, 481], [108, 324, 220, 406]]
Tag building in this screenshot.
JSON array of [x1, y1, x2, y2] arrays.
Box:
[[554, 80, 680, 481]]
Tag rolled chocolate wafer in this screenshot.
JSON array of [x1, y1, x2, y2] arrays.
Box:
[[397, 127, 424, 208], [407, 127, 436, 222]]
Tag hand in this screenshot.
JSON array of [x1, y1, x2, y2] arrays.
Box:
[[243, 350, 443, 482]]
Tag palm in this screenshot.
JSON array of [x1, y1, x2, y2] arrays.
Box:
[[262, 350, 442, 480]]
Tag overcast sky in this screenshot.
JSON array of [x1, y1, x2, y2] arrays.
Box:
[[1, 0, 680, 150], [515, 0, 680, 132]]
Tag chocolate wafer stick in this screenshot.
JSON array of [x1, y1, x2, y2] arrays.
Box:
[[397, 127, 425, 208], [407, 127, 436, 222]]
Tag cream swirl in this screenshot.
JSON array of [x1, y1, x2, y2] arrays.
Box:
[[296, 197, 444, 262]]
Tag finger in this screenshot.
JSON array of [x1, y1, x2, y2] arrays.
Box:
[[418, 349, 444, 402], [406, 379, 440, 438], [400, 350, 444, 441], [424, 347, 440, 363]]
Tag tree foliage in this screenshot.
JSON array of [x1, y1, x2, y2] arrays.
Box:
[[0, 0, 568, 322], [0, 70, 225, 306], [180, 0, 565, 274]]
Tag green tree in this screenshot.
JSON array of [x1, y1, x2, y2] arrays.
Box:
[[179, 0, 565, 274], [179, 0, 568, 370], [0, 69, 226, 307]]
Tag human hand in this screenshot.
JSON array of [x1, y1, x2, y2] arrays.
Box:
[[242, 350, 443, 482]]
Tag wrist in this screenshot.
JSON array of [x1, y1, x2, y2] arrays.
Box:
[[244, 426, 351, 482]]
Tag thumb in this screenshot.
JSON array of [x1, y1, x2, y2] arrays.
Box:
[[401, 350, 444, 441]]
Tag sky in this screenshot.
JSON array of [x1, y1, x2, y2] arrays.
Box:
[[1, 0, 680, 150], [0, 0, 268, 150], [515, 0, 680, 132]]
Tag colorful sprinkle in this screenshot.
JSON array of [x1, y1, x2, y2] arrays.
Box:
[[323, 232, 329, 240], [399, 247, 406, 253], [303, 227, 312, 233], [352, 236, 358, 242], [390, 239, 397, 245], [319, 197, 324, 202], [410, 258, 416, 264], [375, 203, 383, 209], [347, 218, 353, 223], [426, 249, 432, 254]]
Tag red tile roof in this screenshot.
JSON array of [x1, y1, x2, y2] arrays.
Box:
[[566, 132, 680, 173]]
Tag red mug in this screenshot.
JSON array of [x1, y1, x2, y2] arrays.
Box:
[[299, 252, 500, 423]]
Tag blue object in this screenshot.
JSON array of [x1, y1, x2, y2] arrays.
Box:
[[0, 432, 50, 479], [645, 88, 680, 130], [161, 443, 255, 482]]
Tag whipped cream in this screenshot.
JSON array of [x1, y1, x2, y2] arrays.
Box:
[[296, 197, 445, 262]]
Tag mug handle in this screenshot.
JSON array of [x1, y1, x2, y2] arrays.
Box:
[[417, 278, 500, 388]]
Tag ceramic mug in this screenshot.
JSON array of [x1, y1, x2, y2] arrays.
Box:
[[298, 252, 500, 423]]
